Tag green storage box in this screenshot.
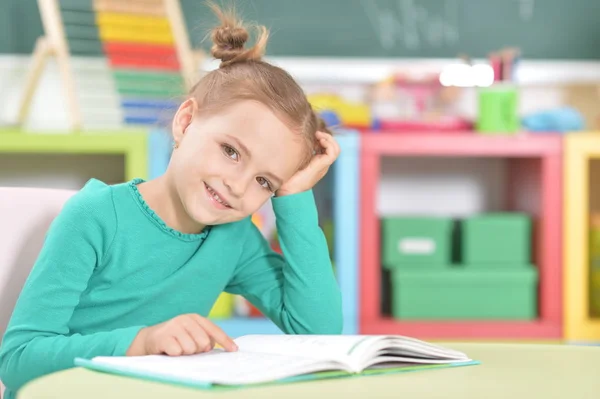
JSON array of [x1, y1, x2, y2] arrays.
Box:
[[391, 267, 538, 320], [381, 216, 453, 267], [461, 213, 531, 264]]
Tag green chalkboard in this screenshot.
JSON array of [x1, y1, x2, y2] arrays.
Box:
[[2, 0, 599, 60]]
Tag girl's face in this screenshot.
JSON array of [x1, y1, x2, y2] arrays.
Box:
[[168, 99, 306, 227]]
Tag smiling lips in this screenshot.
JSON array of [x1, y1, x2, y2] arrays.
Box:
[[204, 182, 232, 209]]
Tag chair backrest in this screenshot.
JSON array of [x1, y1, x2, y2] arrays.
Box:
[[0, 186, 76, 398], [0, 187, 76, 338]]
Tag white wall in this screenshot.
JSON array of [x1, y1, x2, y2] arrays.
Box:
[[378, 157, 507, 217]]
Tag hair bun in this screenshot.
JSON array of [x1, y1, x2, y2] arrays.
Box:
[[207, 2, 268, 67], [211, 25, 248, 63]]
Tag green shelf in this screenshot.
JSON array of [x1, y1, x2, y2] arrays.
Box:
[[0, 129, 149, 181]]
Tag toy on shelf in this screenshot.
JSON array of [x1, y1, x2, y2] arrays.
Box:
[[476, 85, 519, 134], [488, 47, 520, 84], [308, 94, 374, 131], [251, 201, 277, 242], [368, 72, 471, 133], [208, 292, 234, 319], [17, 0, 203, 131], [234, 295, 264, 318], [475, 48, 521, 135], [522, 107, 586, 133]]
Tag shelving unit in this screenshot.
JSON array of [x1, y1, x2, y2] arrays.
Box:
[[334, 131, 360, 334], [0, 129, 150, 181], [564, 132, 600, 343], [359, 132, 563, 340]]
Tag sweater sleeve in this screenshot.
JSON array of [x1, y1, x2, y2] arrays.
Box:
[[225, 189, 343, 335], [0, 182, 145, 392]]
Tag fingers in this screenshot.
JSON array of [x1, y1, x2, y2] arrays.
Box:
[[159, 324, 206, 356], [194, 314, 238, 352], [316, 131, 340, 159], [314, 131, 341, 165], [161, 336, 184, 356], [182, 318, 213, 353], [155, 314, 235, 357], [173, 330, 198, 355]]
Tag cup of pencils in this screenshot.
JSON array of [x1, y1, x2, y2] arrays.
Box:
[[476, 48, 520, 135]]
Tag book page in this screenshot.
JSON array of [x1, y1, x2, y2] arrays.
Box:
[[91, 350, 347, 385], [382, 337, 469, 360], [234, 334, 382, 366], [234, 335, 470, 371]]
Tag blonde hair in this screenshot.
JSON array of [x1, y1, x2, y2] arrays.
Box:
[[189, 2, 330, 168]]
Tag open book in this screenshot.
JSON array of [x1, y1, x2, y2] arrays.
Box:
[[75, 334, 478, 388]]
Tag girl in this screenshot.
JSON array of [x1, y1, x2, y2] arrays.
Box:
[[0, 4, 342, 398]]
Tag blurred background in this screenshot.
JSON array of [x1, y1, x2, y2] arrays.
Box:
[[1, 0, 599, 344]]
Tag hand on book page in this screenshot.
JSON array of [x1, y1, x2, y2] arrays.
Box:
[[76, 334, 478, 387]]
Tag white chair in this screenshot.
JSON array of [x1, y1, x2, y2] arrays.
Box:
[[0, 187, 76, 398]]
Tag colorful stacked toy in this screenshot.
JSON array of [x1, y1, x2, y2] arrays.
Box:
[[17, 0, 201, 130]]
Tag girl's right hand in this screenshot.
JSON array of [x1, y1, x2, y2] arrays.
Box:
[[126, 314, 238, 356]]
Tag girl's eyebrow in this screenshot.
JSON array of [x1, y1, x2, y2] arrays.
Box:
[[225, 134, 283, 185], [226, 135, 251, 158]]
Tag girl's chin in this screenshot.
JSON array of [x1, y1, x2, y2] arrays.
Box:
[[187, 209, 244, 226]]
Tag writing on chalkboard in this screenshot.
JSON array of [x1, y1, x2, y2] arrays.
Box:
[[361, 0, 537, 51], [360, 0, 460, 50], [517, 0, 535, 21]]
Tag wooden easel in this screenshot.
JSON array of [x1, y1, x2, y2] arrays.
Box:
[[164, 0, 202, 91], [17, 0, 204, 131], [17, 0, 81, 130]]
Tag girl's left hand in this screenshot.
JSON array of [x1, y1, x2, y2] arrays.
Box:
[[276, 131, 341, 197]]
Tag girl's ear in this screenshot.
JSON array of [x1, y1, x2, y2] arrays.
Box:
[[171, 98, 200, 146]]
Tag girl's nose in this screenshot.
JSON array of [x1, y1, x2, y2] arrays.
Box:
[[223, 175, 248, 198]]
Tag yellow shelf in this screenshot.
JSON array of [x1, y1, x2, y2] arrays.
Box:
[[0, 129, 149, 181], [564, 132, 600, 341]]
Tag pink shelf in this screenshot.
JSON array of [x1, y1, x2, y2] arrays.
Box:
[[362, 319, 561, 339], [361, 131, 561, 156], [359, 132, 563, 340]]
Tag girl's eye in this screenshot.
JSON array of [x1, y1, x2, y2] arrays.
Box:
[[222, 144, 239, 161], [256, 176, 273, 192]]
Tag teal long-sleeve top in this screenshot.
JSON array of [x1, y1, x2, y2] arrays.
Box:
[[0, 178, 342, 398]]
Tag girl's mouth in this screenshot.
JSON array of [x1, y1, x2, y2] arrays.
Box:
[[204, 182, 232, 209]]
